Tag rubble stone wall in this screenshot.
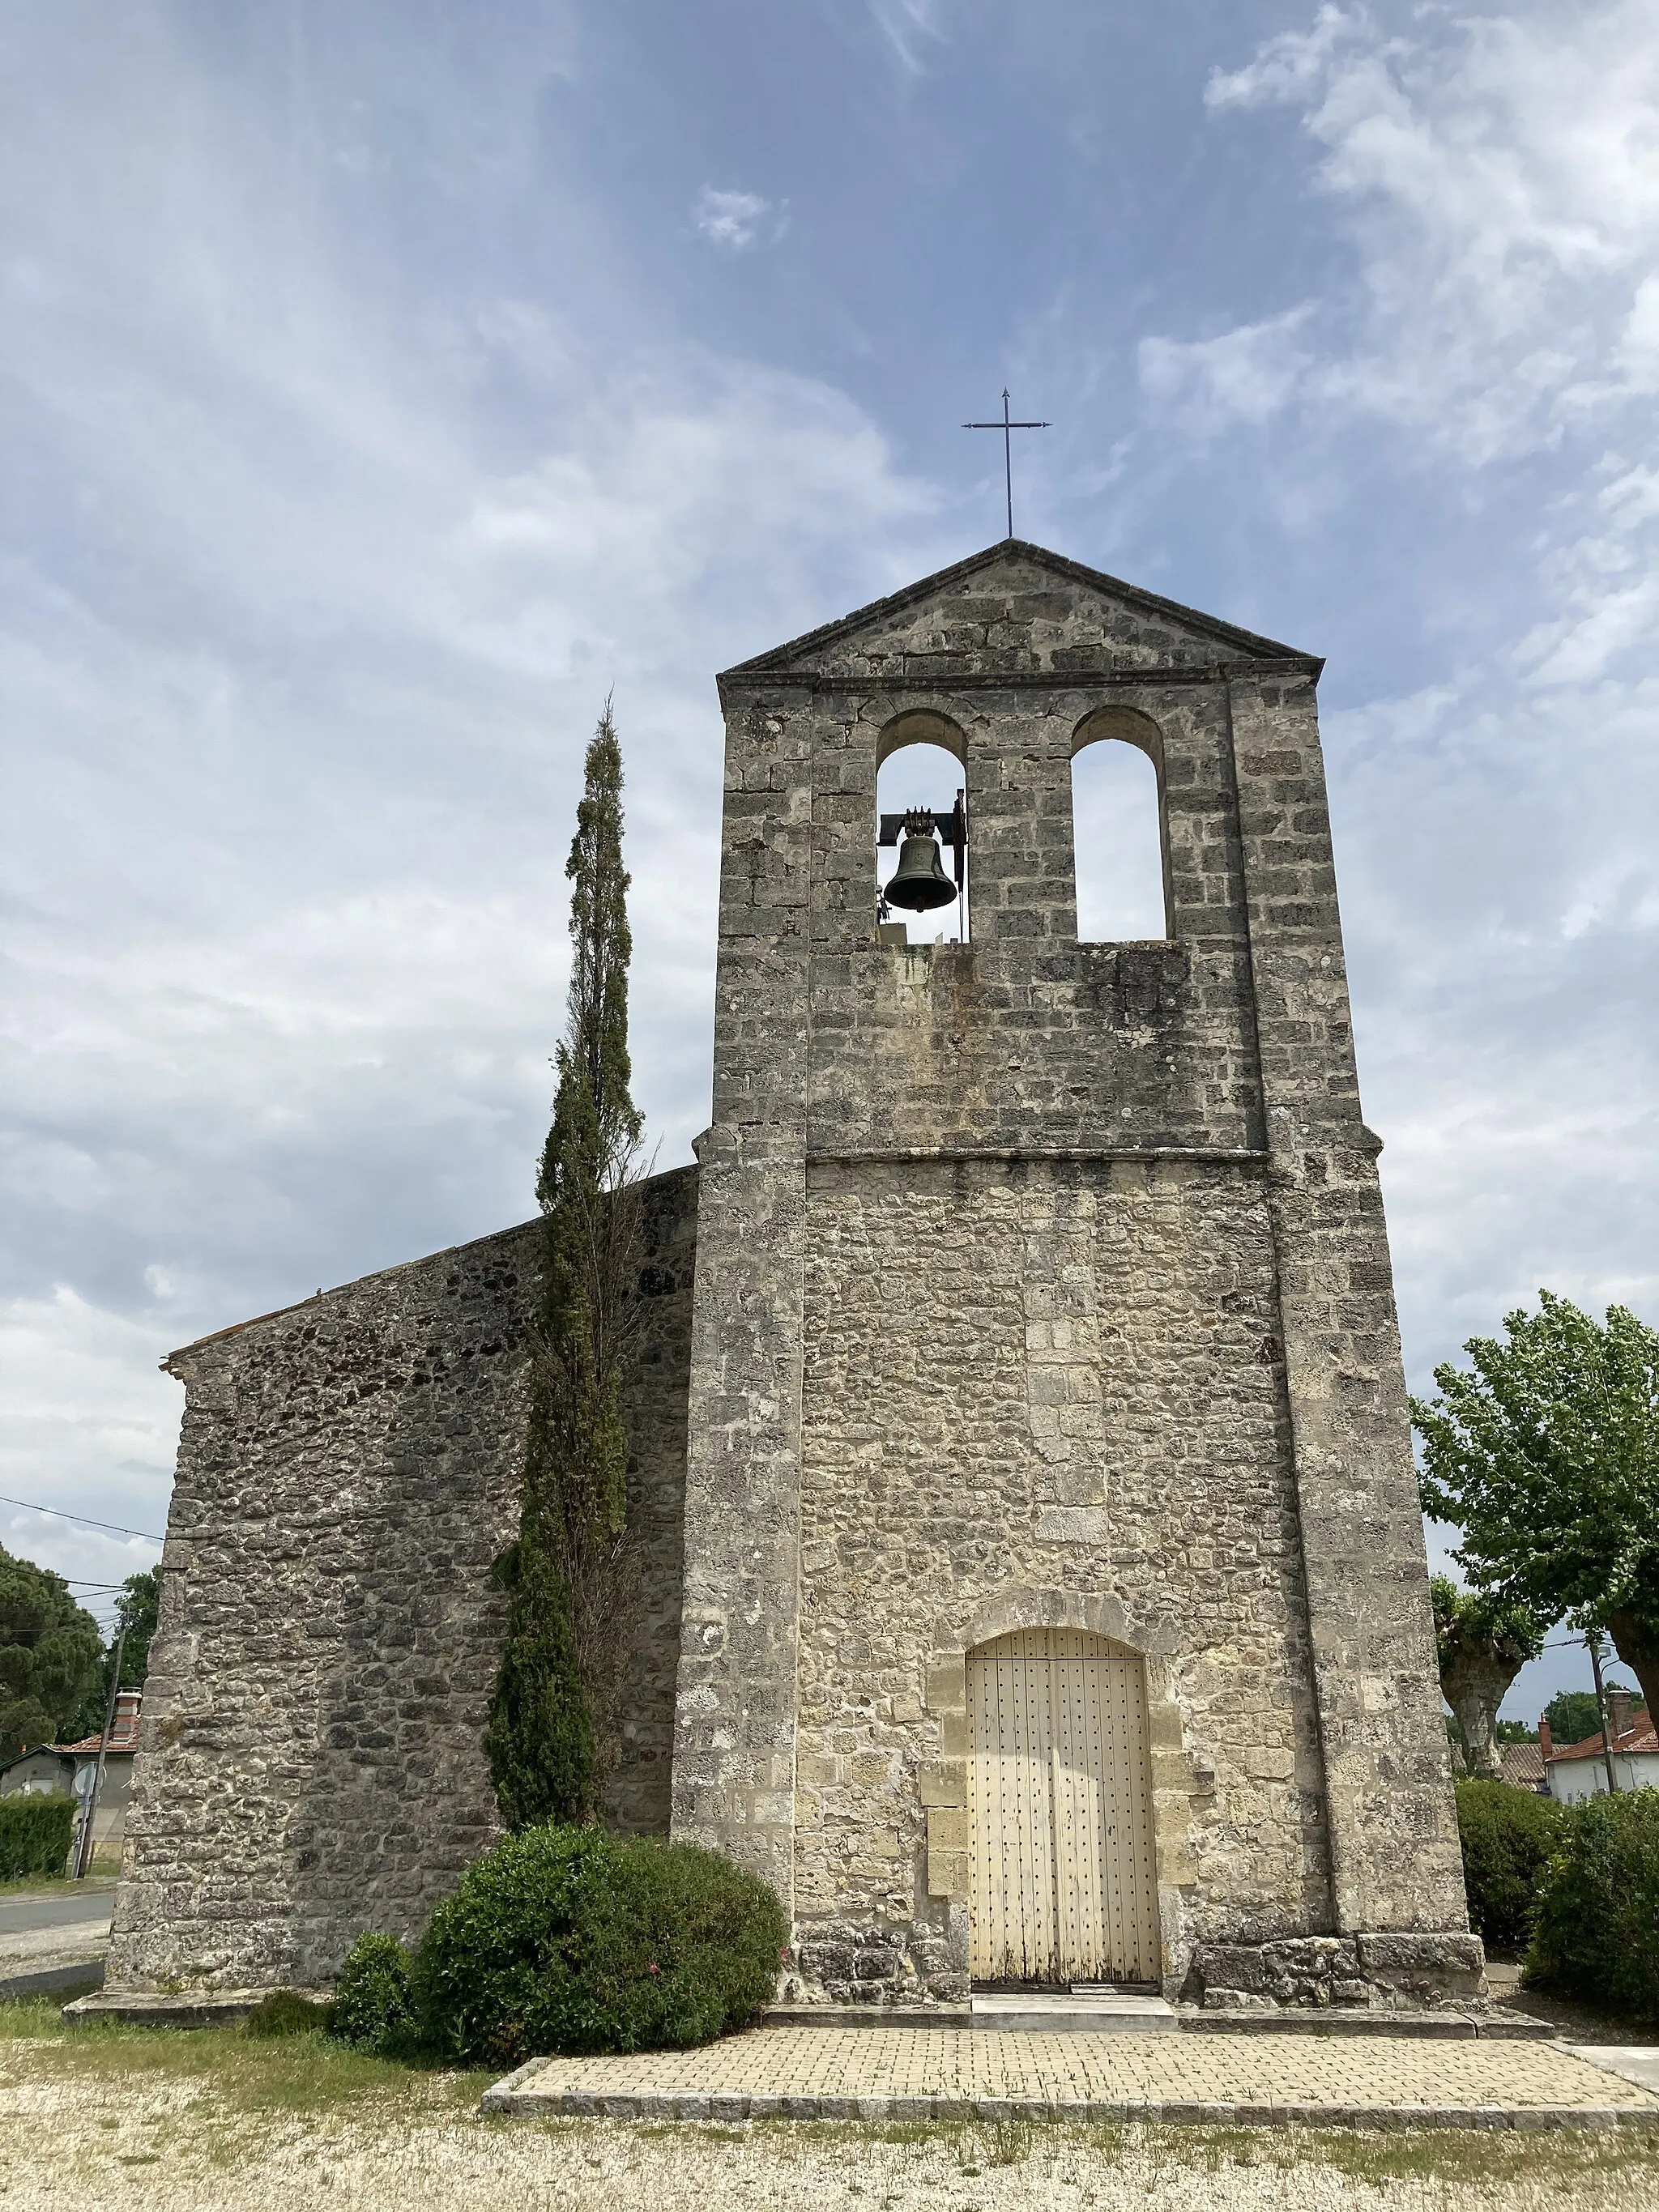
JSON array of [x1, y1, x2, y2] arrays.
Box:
[[108, 1167, 696, 1993]]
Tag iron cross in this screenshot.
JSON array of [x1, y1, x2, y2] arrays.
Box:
[[963, 389, 1050, 539]]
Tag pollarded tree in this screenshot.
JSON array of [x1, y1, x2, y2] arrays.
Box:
[[1431, 1577, 1543, 1781], [0, 1545, 104, 1758], [1413, 1293, 1659, 1724], [484, 702, 645, 1830]]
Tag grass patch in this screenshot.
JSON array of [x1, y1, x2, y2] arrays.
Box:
[[1137, 2121, 1659, 2188], [2, 2019, 1656, 2200], [0, 1995, 490, 2118], [0, 1872, 69, 1899], [742, 2112, 1659, 2185]]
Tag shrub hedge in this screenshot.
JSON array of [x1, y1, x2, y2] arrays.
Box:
[[327, 1931, 417, 2056], [417, 1826, 788, 2068], [0, 1794, 75, 1881], [328, 1826, 787, 2069], [1527, 1787, 1659, 2021], [1453, 1778, 1563, 1952]]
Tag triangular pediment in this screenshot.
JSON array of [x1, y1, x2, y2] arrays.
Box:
[[720, 540, 1317, 684]]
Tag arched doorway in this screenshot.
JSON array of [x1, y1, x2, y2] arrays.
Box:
[[967, 1628, 1160, 1985]]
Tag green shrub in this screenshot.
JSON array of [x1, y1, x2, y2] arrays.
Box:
[[1527, 1788, 1659, 2020], [1454, 1778, 1563, 1953], [243, 1988, 330, 2039], [327, 1932, 416, 2055], [415, 1825, 788, 2067], [0, 1794, 75, 1881]]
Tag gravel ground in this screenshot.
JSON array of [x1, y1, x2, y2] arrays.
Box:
[[3, 2058, 1659, 2212]]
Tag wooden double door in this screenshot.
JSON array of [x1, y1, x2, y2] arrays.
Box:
[[967, 1628, 1161, 1985]]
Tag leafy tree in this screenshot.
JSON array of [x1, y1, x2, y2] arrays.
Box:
[[110, 1566, 160, 1688], [0, 1544, 104, 1758], [1545, 1690, 1604, 1746], [1414, 1293, 1659, 1724], [1494, 1719, 1536, 1745], [1543, 1685, 1644, 1748], [1431, 1576, 1544, 1780], [484, 703, 645, 1830]]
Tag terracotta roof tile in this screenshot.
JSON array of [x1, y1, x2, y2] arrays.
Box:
[[1546, 1718, 1658, 1762], [49, 1691, 142, 1758], [1498, 1742, 1546, 1786]]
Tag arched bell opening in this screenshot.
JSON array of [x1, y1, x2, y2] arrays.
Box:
[[874, 712, 969, 945], [1069, 706, 1171, 944], [966, 1626, 1161, 1986]]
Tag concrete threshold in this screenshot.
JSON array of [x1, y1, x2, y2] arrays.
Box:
[[974, 1991, 1178, 2034]]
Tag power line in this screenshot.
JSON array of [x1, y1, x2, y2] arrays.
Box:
[[0, 1492, 164, 1544]]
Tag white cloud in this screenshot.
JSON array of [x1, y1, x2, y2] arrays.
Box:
[[866, 0, 947, 75], [0, 5, 964, 1583], [1324, 669, 1659, 1378], [1137, 308, 1315, 437], [1161, 2, 1659, 458], [0, 1287, 177, 1595], [693, 187, 772, 250]]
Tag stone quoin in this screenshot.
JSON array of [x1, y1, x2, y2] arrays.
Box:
[[106, 542, 1476, 2012]]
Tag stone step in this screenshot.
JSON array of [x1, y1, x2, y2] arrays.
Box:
[[971, 1989, 1179, 2033]]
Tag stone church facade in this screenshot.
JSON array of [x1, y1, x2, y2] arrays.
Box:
[[108, 543, 1478, 2010]]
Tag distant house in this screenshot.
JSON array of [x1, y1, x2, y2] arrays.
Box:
[[0, 1745, 76, 1798], [1541, 1690, 1659, 1804], [1496, 1741, 1546, 1792], [0, 1690, 143, 1870]]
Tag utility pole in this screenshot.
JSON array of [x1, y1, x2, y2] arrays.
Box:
[[1587, 1627, 1619, 1797], [74, 1616, 126, 1880]]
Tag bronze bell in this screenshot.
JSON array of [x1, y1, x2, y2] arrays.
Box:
[[884, 825, 957, 911]]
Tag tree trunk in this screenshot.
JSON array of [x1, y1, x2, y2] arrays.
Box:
[[1606, 1609, 1659, 1732], [1440, 1646, 1521, 1782]]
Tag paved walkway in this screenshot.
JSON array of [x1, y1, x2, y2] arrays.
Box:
[[485, 2025, 1659, 2130]]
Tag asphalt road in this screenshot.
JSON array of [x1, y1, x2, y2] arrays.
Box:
[[0, 1883, 115, 1937]]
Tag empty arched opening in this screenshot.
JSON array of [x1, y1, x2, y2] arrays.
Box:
[[966, 1628, 1160, 1984], [1070, 708, 1169, 943], [875, 712, 967, 944]]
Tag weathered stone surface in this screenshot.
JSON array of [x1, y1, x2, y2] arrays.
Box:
[[111, 537, 1470, 2007], [672, 537, 1469, 2001], [108, 1169, 696, 1992], [1188, 1931, 1487, 2010]]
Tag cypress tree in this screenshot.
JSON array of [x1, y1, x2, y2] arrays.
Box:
[[485, 701, 644, 1829]]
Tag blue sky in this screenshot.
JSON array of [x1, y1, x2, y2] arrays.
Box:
[[2, 0, 1655, 1720]]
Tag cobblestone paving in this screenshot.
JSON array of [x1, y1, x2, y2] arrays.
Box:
[[488, 2027, 1659, 2125]]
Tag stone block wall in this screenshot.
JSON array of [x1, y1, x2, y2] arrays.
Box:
[[791, 1154, 1327, 2003], [108, 1166, 696, 1993], [673, 539, 1469, 1999]]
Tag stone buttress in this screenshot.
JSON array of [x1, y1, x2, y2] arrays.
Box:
[[668, 539, 1477, 2010]]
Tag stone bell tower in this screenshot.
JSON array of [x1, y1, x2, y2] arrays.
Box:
[[668, 541, 1477, 2009]]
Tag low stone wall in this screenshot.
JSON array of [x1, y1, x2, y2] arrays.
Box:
[[1188, 1933, 1487, 2011]]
